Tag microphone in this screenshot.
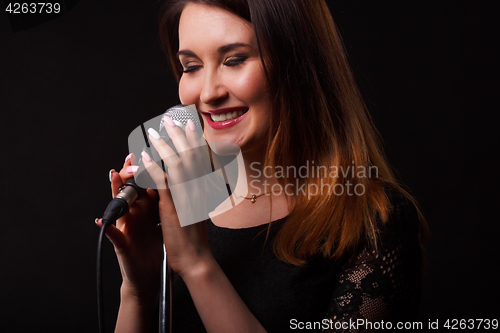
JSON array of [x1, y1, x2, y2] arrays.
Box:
[[159, 104, 204, 137], [101, 178, 144, 226], [101, 105, 203, 225]]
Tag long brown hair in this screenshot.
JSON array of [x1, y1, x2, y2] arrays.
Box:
[[159, 0, 427, 266]]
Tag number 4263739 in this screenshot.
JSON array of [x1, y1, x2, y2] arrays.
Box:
[[5, 3, 61, 14], [444, 319, 498, 330]]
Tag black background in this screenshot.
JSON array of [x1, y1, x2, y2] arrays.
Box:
[[1, 0, 498, 331]]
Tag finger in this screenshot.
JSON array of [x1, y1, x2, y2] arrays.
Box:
[[110, 169, 124, 198], [114, 153, 139, 196], [128, 187, 159, 218], [146, 188, 159, 202], [162, 115, 193, 153], [141, 151, 177, 216], [95, 218, 127, 250], [141, 150, 169, 190], [185, 119, 205, 149], [147, 128, 180, 168], [110, 154, 132, 198], [184, 119, 211, 172], [148, 128, 193, 185]]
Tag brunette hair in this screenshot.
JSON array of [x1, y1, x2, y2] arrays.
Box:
[[159, 0, 427, 266]]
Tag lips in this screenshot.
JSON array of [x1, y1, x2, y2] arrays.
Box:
[[202, 107, 249, 129]]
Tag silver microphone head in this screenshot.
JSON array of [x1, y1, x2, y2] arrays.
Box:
[[128, 104, 206, 190], [159, 104, 203, 135]]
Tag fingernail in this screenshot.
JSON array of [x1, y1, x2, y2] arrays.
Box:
[[109, 169, 115, 182], [187, 119, 196, 132], [141, 151, 152, 162], [95, 218, 100, 225], [148, 128, 161, 140], [125, 153, 132, 163], [126, 165, 139, 174], [164, 116, 176, 127]]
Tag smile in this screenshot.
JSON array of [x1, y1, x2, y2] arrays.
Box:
[[202, 107, 249, 130], [211, 110, 245, 122]]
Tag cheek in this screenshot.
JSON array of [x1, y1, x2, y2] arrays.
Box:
[[229, 69, 269, 105], [178, 77, 199, 105]]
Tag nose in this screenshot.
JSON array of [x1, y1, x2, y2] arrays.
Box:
[[199, 69, 228, 105]]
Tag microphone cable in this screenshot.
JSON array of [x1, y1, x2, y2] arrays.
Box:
[[96, 180, 144, 333], [97, 219, 112, 333], [96, 105, 202, 332]]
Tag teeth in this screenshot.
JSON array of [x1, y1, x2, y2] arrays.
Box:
[[211, 110, 245, 122]]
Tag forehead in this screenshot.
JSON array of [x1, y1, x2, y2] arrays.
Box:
[[178, 3, 255, 49]]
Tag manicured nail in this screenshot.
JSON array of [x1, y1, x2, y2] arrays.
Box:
[[126, 165, 139, 174], [187, 119, 196, 132], [109, 169, 115, 182], [164, 115, 176, 127], [125, 153, 132, 163], [141, 151, 152, 162], [148, 128, 161, 140], [95, 218, 100, 225]]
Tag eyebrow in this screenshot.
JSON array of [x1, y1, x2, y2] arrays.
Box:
[[177, 43, 251, 58]]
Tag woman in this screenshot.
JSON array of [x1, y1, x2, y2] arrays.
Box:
[[97, 0, 427, 331]]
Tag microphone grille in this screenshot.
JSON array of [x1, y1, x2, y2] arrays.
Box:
[[159, 104, 203, 133]]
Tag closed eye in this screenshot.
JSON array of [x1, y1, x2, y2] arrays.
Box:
[[224, 56, 248, 67], [182, 64, 202, 73]]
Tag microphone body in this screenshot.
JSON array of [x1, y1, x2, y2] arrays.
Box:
[[101, 178, 144, 225], [101, 104, 202, 225]]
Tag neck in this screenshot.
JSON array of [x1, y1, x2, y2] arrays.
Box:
[[233, 151, 280, 198], [207, 145, 294, 223]]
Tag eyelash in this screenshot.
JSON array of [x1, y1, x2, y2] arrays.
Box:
[[224, 56, 248, 67], [181, 56, 248, 73], [182, 65, 201, 73]]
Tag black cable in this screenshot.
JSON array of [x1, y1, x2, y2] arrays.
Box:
[[97, 220, 112, 333], [96, 181, 143, 333]]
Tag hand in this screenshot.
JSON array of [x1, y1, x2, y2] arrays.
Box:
[[142, 116, 213, 278], [96, 154, 163, 300]]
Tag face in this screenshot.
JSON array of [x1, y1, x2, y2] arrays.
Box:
[[177, 3, 271, 158]]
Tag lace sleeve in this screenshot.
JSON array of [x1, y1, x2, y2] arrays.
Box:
[[322, 195, 423, 332]]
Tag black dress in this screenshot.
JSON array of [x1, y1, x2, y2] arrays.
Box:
[[165, 189, 423, 332]]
